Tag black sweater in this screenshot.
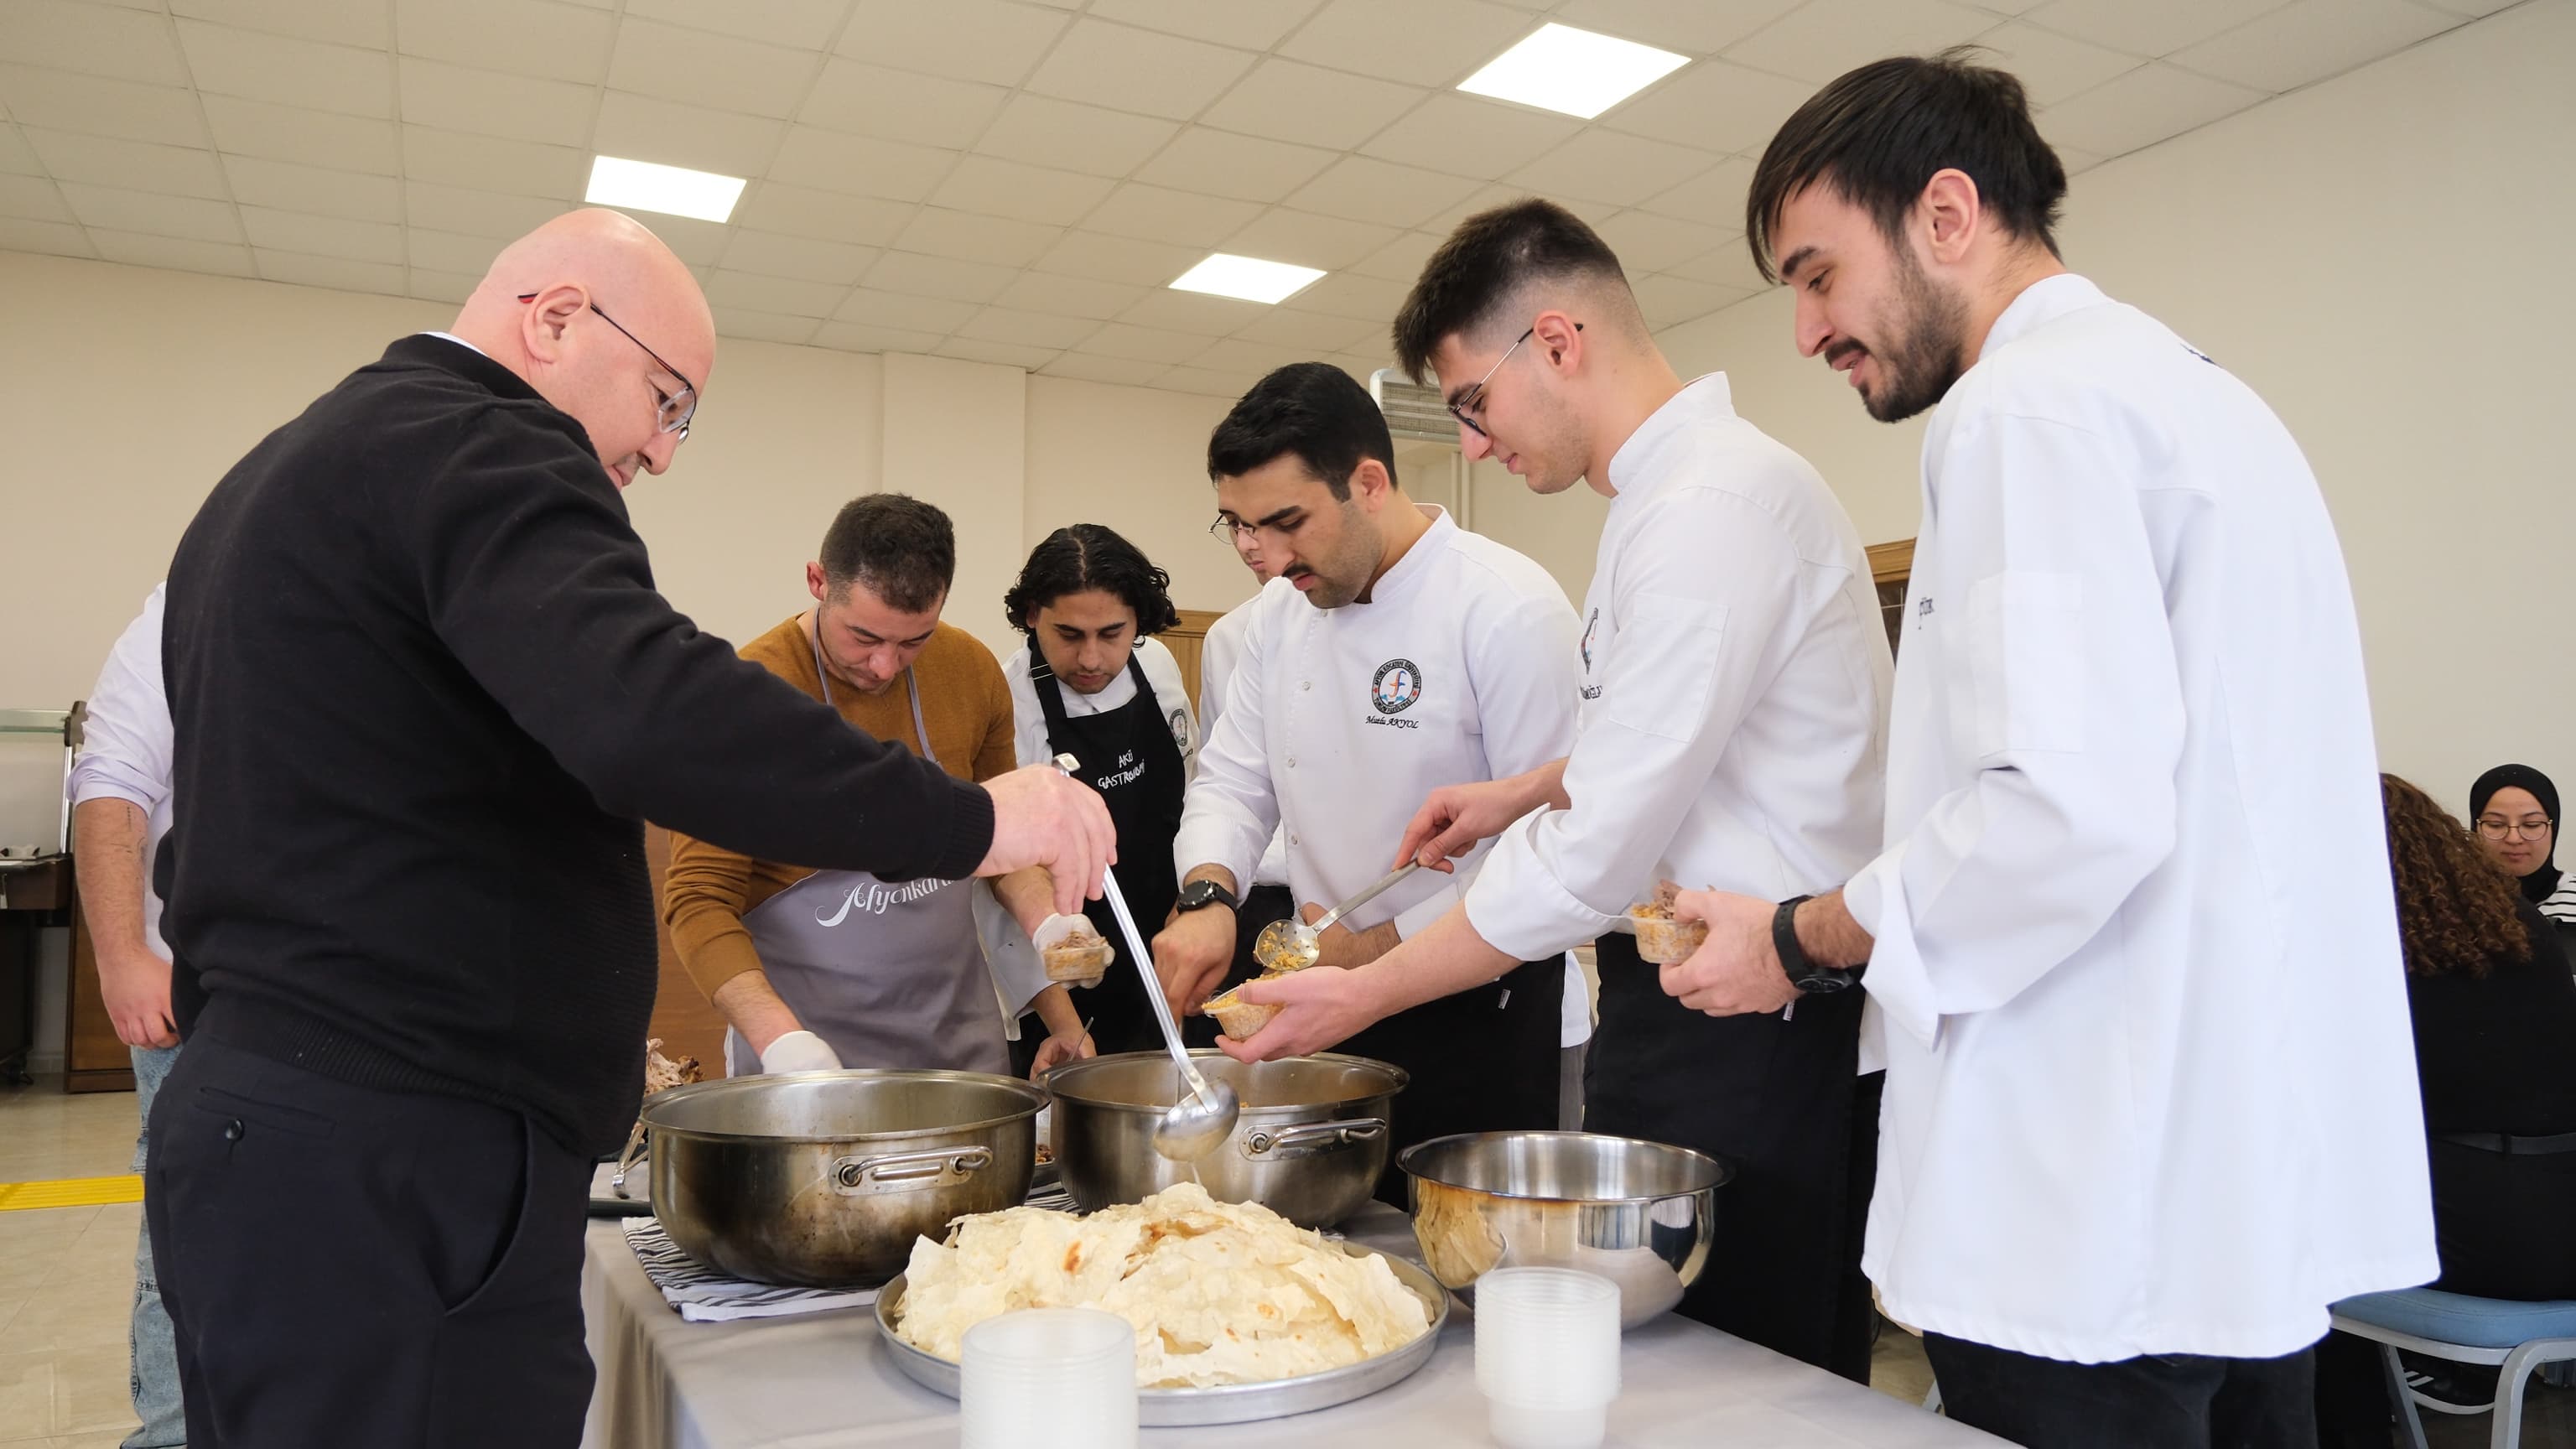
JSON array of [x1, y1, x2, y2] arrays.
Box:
[[2406, 901, 2576, 1137], [159, 336, 993, 1154]]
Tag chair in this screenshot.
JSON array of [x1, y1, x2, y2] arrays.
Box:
[[2332, 1288, 2576, 1448]]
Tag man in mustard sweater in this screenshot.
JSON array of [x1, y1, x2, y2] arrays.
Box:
[[662, 493, 1094, 1078]]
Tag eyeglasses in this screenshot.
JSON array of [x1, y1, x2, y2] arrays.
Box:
[[1447, 321, 1579, 439], [517, 292, 698, 439], [1208, 512, 1306, 551], [2477, 817, 2554, 841]]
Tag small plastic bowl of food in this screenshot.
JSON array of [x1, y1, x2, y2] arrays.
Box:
[[1043, 931, 1114, 984], [1627, 902, 1706, 965], [1202, 985, 1282, 1041]]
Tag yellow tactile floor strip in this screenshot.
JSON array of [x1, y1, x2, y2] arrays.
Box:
[[0, 1172, 145, 1210]]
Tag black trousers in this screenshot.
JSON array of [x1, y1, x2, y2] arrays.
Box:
[[1925, 1332, 2320, 1449], [145, 1029, 595, 1449], [1343, 952, 1566, 1208]]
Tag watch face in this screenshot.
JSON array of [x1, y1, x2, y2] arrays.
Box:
[[1797, 969, 1856, 995]]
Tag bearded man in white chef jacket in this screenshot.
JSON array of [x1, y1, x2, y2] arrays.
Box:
[[1655, 51, 2435, 1447], [1223, 199, 1898, 1380], [1152, 361, 1581, 1208]]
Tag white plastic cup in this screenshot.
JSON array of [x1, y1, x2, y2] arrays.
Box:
[[1474, 1268, 1621, 1449], [958, 1306, 1138, 1449]]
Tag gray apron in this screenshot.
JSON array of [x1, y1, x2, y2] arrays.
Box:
[[723, 636, 1007, 1077]]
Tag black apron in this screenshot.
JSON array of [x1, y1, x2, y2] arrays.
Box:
[[1586, 932, 1883, 1382], [1027, 652, 1187, 1059]]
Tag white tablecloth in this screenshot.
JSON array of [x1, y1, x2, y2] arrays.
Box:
[[579, 1204, 2002, 1449]]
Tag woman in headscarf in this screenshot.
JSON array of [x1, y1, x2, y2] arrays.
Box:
[[2470, 764, 2576, 947]]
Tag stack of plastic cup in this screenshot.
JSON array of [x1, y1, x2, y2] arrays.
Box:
[[958, 1306, 1138, 1449], [1473, 1268, 1623, 1449]]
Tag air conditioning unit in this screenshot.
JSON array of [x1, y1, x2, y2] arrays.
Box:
[[1369, 369, 1457, 444]]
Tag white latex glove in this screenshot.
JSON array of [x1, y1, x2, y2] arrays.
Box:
[[758, 1029, 842, 1075]]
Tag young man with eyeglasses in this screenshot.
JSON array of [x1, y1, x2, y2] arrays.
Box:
[[1153, 361, 1582, 1206], [1219, 199, 1895, 1380]]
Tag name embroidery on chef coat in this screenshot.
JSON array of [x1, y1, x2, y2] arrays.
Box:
[[1368, 658, 1423, 729]]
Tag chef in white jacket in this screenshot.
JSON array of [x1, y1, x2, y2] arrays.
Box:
[[1197, 519, 1298, 997], [1226, 200, 1894, 1379], [1153, 361, 1581, 1206], [1659, 54, 2433, 1446]]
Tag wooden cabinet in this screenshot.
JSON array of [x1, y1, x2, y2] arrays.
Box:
[[1867, 539, 1916, 658], [642, 824, 729, 1078], [1163, 609, 1225, 715]]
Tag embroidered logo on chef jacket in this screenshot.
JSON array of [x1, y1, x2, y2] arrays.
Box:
[[1581, 608, 1598, 671], [1167, 708, 1192, 752], [1369, 658, 1423, 719]]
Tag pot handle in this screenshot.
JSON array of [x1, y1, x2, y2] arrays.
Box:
[[1239, 1118, 1388, 1162], [609, 1120, 648, 1201], [833, 1145, 995, 1195]]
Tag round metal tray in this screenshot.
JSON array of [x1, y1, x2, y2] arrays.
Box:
[[875, 1245, 1450, 1426]]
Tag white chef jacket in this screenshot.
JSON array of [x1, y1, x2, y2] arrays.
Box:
[[1844, 273, 2435, 1363], [66, 583, 176, 960], [1200, 598, 1288, 889], [1002, 635, 1197, 774], [1177, 506, 1581, 948], [1466, 376, 1891, 960]]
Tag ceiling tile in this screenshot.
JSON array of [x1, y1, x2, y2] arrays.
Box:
[[1549, 0, 1806, 54], [89, 227, 255, 274], [396, 59, 595, 147], [1634, 154, 1753, 228], [1078, 181, 1262, 248], [0, 0, 191, 86], [1629, 273, 1746, 329], [719, 227, 878, 283], [1116, 286, 1275, 336], [718, 308, 824, 345], [1082, 321, 1213, 363], [1154, 365, 1258, 398], [989, 271, 1147, 319], [59, 181, 241, 241], [934, 335, 1059, 370], [205, 97, 397, 171], [1028, 228, 1205, 286], [1277, 0, 1538, 88], [1230, 305, 1380, 351], [1325, 349, 1394, 383], [1181, 335, 1321, 377], [2018, 0, 2296, 56], [766, 128, 956, 200], [1726, 0, 1999, 83], [1970, 20, 2148, 106], [224, 153, 403, 221], [1287, 157, 1483, 230], [408, 266, 480, 302], [1360, 92, 1581, 176], [813, 319, 945, 353], [1276, 269, 1409, 320], [928, 157, 1114, 227], [955, 305, 1098, 349], [834, 286, 979, 330], [23, 127, 227, 199], [1135, 127, 1337, 204], [592, 91, 785, 179], [609, 19, 821, 122], [256, 247, 406, 292], [624, 0, 849, 50], [1601, 60, 1837, 154], [0, 214, 94, 256], [704, 267, 848, 316], [799, 60, 1009, 150], [1660, 240, 1768, 291], [1198, 57, 1427, 153], [2168, 0, 2454, 94], [406, 226, 506, 273], [392, 0, 612, 85], [2412, 0, 2518, 13], [891, 205, 1061, 267], [1344, 229, 1445, 283], [404, 179, 567, 238], [1592, 208, 1729, 273], [648, 214, 733, 264], [1509, 130, 1719, 207], [1024, 19, 1258, 122], [0, 125, 39, 174], [732, 184, 912, 244], [1221, 206, 1399, 270], [170, 0, 392, 49], [1089, 0, 1322, 49], [0, 65, 208, 146], [974, 94, 1178, 178], [0, 172, 71, 221], [860, 248, 1018, 303], [838, 0, 1070, 86], [1036, 351, 1171, 386], [2053, 143, 2107, 174], [176, 19, 394, 117], [2038, 61, 2266, 157], [402, 127, 585, 198], [238, 205, 404, 262]]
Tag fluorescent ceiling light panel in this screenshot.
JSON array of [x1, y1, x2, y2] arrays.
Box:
[[584, 155, 746, 224], [1457, 23, 1690, 120], [1169, 253, 1326, 304]]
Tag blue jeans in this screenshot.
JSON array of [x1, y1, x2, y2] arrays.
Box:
[[128, 1042, 185, 1448]]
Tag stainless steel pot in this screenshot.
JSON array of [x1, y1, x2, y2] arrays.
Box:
[[641, 1069, 1041, 1288], [1399, 1130, 1727, 1329], [1046, 1050, 1405, 1228]]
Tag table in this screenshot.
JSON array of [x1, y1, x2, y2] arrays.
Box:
[[581, 1203, 2003, 1448]]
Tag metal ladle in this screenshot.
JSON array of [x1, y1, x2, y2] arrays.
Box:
[[1250, 860, 1424, 973], [1052, 754, 1239, 1161]]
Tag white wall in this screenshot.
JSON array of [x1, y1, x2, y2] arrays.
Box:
[[1659, 0, 2576, 807]]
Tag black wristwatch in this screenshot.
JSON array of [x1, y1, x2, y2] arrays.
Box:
[[1774, 895, 1861, 994], [1175, 878, 1239, 915]]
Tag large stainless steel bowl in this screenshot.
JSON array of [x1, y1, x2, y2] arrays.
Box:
[[1399, 1131, 1727, 1329], [1046, 1050, 1404, 1228], [641, 1069, 1041, 1288]]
